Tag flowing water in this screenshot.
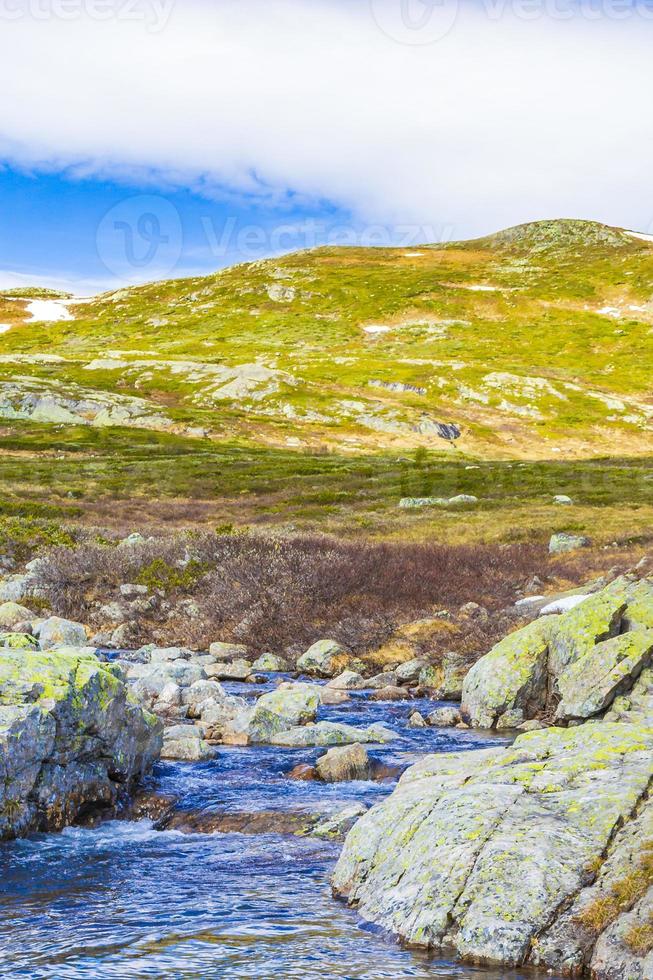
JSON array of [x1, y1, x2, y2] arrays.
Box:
[[0, 679, 563, 980]]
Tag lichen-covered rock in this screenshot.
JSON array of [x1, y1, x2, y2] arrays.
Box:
[[327, 670, 366, 690], [251, 653, 290, 672], [556, 630, 653, 722], [549, 532, 591, 554], [0, 650, 161, 840], [0, 601, 34, 628], [316, 743, 371, 783], [333, 724, 653, 968], [312, 803, 368, 840], [247, 682, 321, 742], [461, 617, 553, 728], [208, 641, 249, 662], [37, 615, 88, 650], [161, 725, 214, 761], [462, 579, 653, 729], [204, 659, 252, 681], [270, 720, 397, 747], [1, 632, 39, 650], [296, 639, 350, 677]]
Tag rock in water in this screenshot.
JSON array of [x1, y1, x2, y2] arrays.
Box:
[[37, 616, 88, 650], [316, 743, 371, 783], [333, 724, 653, 970], [296, 639, 350, 677], [0, 650, 161, 840], [247, 682, 321, 742]]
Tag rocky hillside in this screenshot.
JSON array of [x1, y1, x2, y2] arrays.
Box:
[[1, 219, 653, 459]]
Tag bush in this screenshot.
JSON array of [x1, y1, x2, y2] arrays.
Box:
[[32, 530, 548, 654]]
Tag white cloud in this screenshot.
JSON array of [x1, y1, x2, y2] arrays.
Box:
[[1, 0, 653, 239]]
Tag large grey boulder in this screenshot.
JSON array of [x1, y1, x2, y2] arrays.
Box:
[[37, 616, 88, 650], [0, 650, 161, 840], [205, 660, 253, 681], [462, 579, 653, 728], [251, 653, 290, 672], [333, 724, 653, 970]]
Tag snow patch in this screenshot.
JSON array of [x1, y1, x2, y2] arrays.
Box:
[[0, 324, 11, 335], [626, 230, 653, 244], [540, 595, 590, 616], [26, 300, 74, 323]]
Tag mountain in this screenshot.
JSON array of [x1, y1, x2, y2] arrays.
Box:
[[1, 219, 652, 461]]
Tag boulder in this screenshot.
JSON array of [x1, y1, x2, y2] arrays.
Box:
[[316, 743, 372, 783], [417, 664, 444, 690], [366, 671, 399, 689], [369, 686, 412, 701], [555, 630, 653, 722], [204, 660, 253, 682], [0, 602, 34, 629], [333, 724, 653, 970], [161, 725, 214, 761], [287, 763, 318, 781], [428, 706, 462, 727], [439, 650, 471, 700], [549, 532, 590, 554], [296, 639, 350, 678], [461, 582, 639, 729], [37, 616, 88, 650], [395, 658, 427, 685], [0, 650, 161, 840], [269, 721, 397, 747], [247, 682, 321, 742], [208, 641, 249, 662], [251, 653, 290, 672], [461, 617, 554, 729], [408, 711, 428, 728], [326, 670, 366, 691], [312, 803, 368, 840]]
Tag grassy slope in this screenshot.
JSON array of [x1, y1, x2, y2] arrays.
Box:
[[0, 219, 652, 541]]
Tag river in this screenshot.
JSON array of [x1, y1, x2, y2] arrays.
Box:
[[0, 678, 564, 979]]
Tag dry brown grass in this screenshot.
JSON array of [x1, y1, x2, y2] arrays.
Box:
[[575, 845, 653, 936]]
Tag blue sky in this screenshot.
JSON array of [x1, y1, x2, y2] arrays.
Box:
[[1, 0, 652, 293]]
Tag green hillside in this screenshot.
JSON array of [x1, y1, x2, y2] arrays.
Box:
[[1, 219, 652, 539]]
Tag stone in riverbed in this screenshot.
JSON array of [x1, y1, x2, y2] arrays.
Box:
[[270, 721, 397, 747], [327, 670, 366, 690], [408, 711, 428, 728], [296, 639, 350, 678], [427, 706, 462, 727], [395, 658, 427, 685], [208, 641, 249, 662], [287, 763, 318, 781], [312, 803, 368, 840], [161, 725, 215, 761], [251, 653, 290, 672], [369, 686, 412, 701], [316, 743, 372, 783], [204, 660, 253, 682], [247, 682, 321, 743]]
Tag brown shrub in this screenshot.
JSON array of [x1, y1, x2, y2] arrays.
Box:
[[32, 531, 549, 654]]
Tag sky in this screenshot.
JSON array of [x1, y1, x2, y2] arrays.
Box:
[[0, 0, 652, 293]]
